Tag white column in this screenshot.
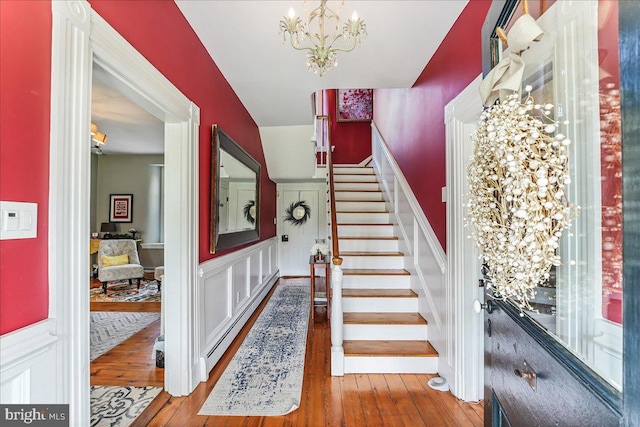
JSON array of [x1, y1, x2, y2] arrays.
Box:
[[330, 257, 344, 376]]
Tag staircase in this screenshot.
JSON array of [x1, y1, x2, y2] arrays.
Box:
[[332, 165, 438, 374]]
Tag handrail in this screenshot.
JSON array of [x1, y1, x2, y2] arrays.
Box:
[[322, 115, 344, 376], [326, 118, 339, 259]]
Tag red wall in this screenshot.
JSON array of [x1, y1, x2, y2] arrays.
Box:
[[89, 1, 277, 260], [0, 1, 52, 335], [373, 0, 492, 251], [0, 0, 276, 334], [323, 89, 372, 164]]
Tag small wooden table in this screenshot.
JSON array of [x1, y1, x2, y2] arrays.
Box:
[[309, 255, 331, 320]]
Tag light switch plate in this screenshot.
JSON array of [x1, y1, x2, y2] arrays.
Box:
[[441, 187, 447, 203], [1, 201, 37, 240]]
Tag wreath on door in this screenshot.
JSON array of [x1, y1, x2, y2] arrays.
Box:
[[243, 200, 256, 225], [284, 201, 311, 226]]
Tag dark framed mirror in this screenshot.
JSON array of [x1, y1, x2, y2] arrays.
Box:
[[210, 124, 260, 253]]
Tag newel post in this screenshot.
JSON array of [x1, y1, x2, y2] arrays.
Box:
[[330, 256, 344, 376]]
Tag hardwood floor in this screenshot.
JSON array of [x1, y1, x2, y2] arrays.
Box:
[[90, 275, 163, 386], [121, 278, 483, 427]]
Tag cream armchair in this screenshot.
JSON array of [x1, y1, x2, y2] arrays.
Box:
[[97, 239, 145, 294]]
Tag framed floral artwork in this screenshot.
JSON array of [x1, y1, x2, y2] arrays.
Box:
[[337, 89, 373, 122], [109, 194, 133, 223]]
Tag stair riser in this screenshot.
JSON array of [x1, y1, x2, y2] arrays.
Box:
[[335, 191, 383, 201], [334, 167, 375, 175], [343, 298, 418, 313], [336, 201, 387, 212], [339, 239, 399, 253], [341, 255, 404, 269], [337, 212, 390, 224], [344, 356, 438, 374], [338, 224, 394, 237], [343, 324, 428, 341], [334, 175, 378, 183], [334, 182, 380, 191], [342, 275, 410, 289]]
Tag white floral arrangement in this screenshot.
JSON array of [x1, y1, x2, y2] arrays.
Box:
[[310, 242, 329, 256], [467, 88, 579, 311]]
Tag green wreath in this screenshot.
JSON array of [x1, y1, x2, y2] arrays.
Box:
[[284, 201, 311, 226], [243, 200, 256, 225]]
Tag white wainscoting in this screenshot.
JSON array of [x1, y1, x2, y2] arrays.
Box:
[[0, 320, 58, 404], [198, 237, 279, 380], [370, 123, 451, 379]]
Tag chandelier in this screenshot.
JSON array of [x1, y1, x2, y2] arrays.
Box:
[[279, 1, 367, 76]]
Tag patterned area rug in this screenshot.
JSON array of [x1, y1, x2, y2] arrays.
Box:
[[91, 312, 161, 361], [91, 386, 161, 427], [199, 284, 310, 416], [90, 279, 161, 303]]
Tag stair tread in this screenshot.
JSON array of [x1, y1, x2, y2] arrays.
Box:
[[338, 223, 393, 226], [343, 269, 410, 275], [335, 190, 382, 193], [337, 211, 389, 214], [335, 182, 379, 184], [343, 289, 418, 298], [343, 340, 438, 357], [344, 312, 427, 325], [336, 200, 385, 203], [341, 252, 403, 256], [339, 236, 398, 240]]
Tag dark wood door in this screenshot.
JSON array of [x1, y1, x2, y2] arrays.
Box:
[[481, 1, 640, 426], [484, 300, 619, 426]]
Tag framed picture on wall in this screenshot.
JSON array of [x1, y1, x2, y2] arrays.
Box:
[[337, 89, 373, 122], [109, 194, 133, 222]]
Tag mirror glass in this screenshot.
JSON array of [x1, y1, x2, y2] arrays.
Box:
[[210, 125, 260, 253]]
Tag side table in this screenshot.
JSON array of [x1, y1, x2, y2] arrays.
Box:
[[309, 255, 331, 320]]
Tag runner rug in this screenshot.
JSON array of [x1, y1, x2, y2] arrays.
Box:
[[198, 284, 310, 416], [90, 312, 160, 361], [90, 386, 161, 427]]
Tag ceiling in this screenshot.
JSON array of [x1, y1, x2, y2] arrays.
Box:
[[91, 0, 469, 154], [176, 0, 469, 127]]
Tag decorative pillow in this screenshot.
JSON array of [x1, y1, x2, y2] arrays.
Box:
[[102, 254, 129, 267]]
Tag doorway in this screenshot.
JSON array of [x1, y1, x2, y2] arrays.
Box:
[[88, 61, 166, 398], [50, 3, 199, 424], [278, 183, 327, 276]]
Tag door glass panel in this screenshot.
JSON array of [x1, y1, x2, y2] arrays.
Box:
[[500, 0, 623, 390]]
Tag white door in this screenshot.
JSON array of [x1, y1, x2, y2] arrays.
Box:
[[278, 185, 325, 276]]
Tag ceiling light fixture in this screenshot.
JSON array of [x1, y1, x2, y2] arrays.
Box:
[[279, 1, 366, 76], [90, 123, 108, 146]]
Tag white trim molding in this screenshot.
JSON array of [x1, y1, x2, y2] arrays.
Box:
[[0, 320, 58, 404], [49, 1, 200, 424], [198, 238, 279, 378], [445, 74, 484, 402]]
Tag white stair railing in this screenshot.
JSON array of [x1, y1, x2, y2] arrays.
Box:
[[322, 115, 344, 376], [330, 256, 344, 376]]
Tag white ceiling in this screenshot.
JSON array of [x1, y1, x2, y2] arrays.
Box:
[[91, 64, 164, 155], [176, 0, 469, 127], [91, 1, 469, 153]]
